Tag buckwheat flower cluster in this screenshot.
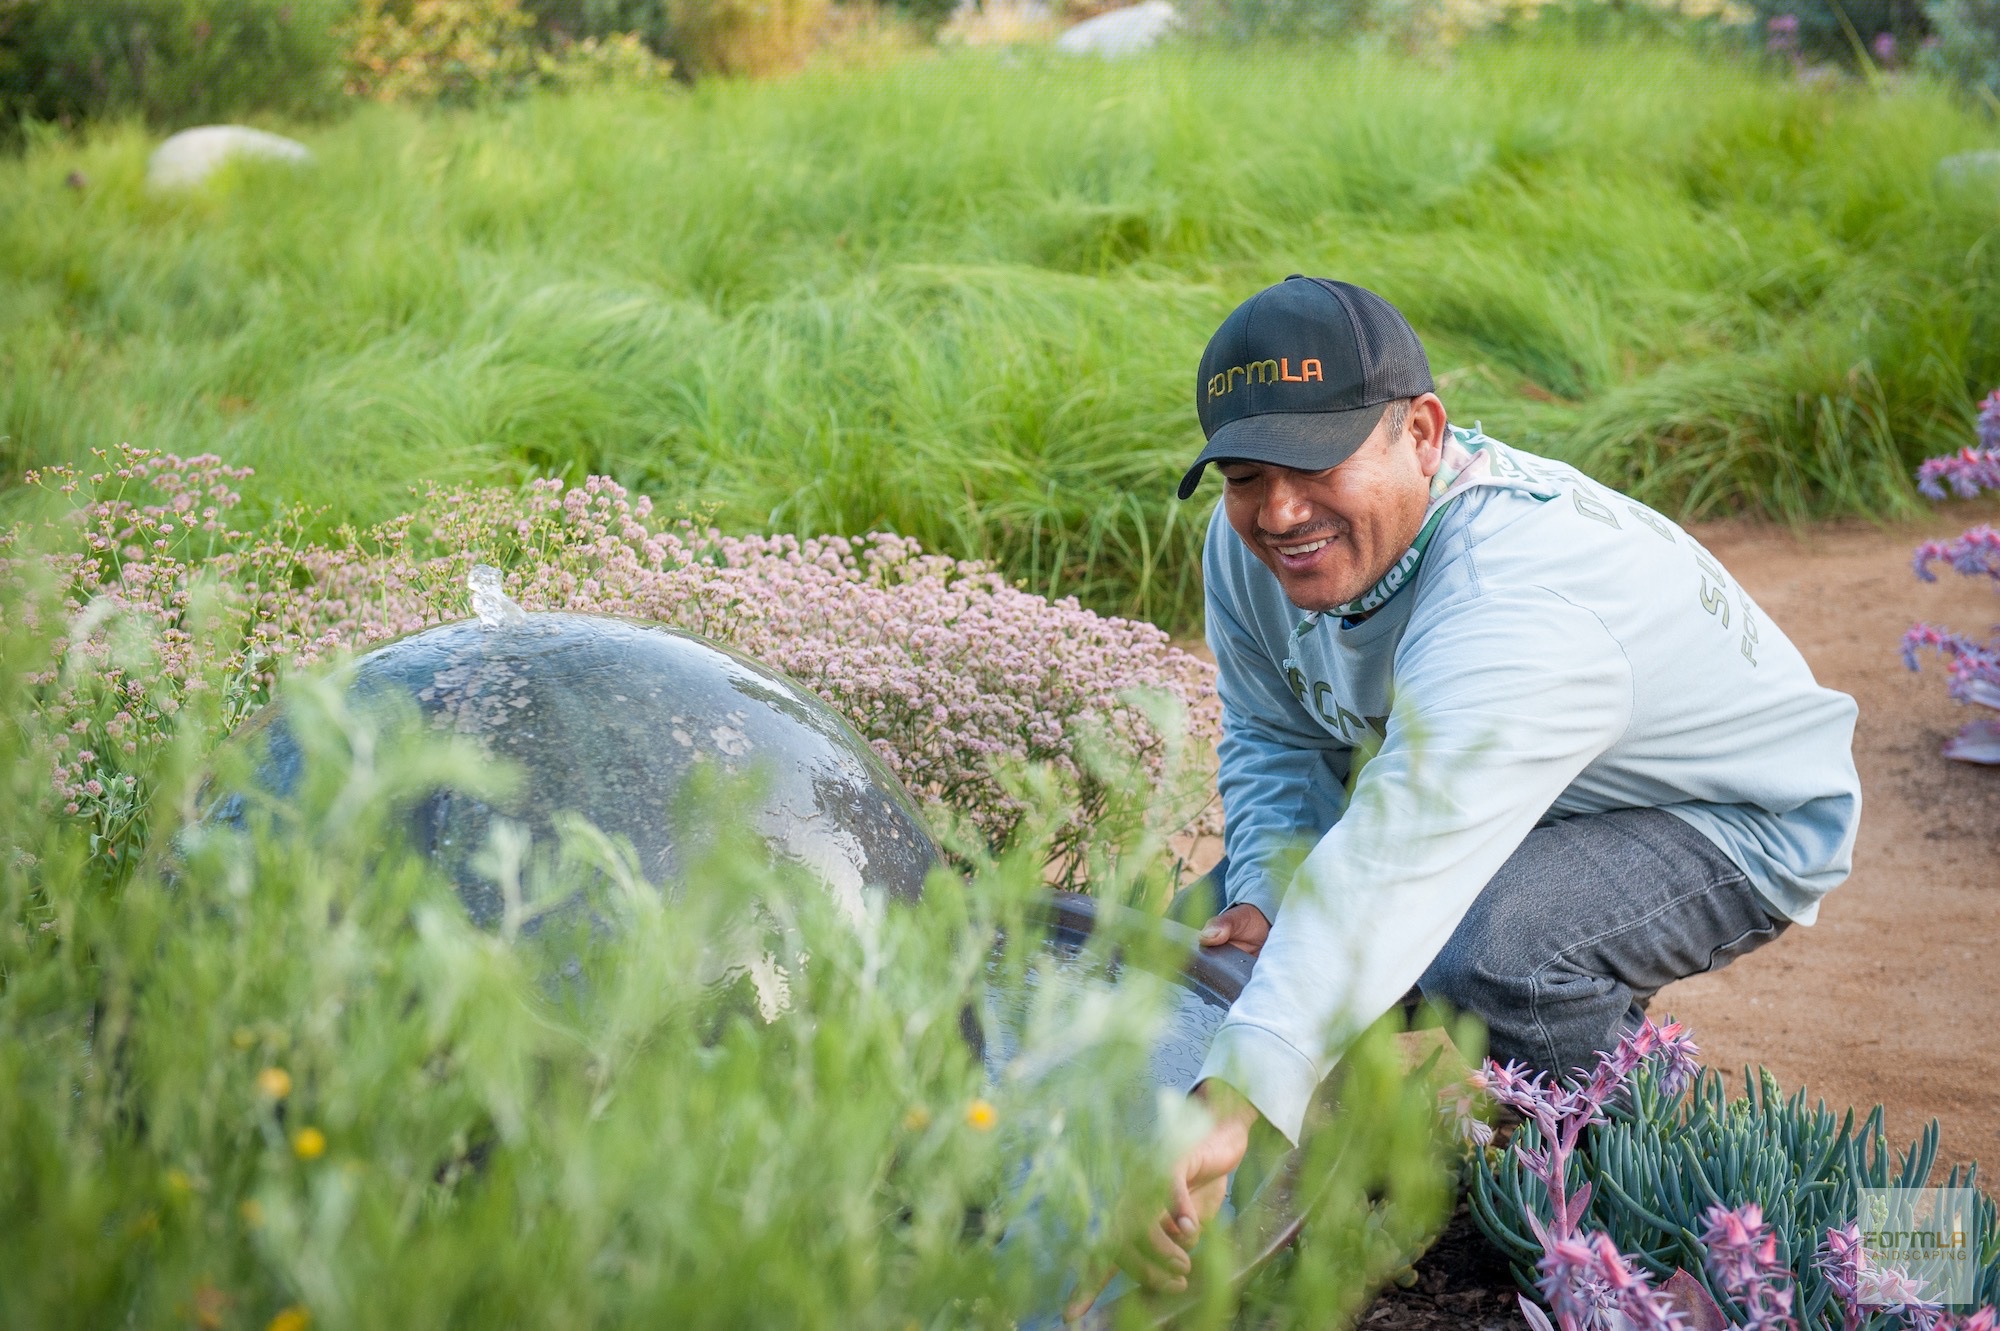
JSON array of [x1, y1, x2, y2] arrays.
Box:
[[16, 449, 1220, 869], [10, 450, 265, 836]]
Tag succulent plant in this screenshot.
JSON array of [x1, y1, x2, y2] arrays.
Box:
[[1472, 1055, 2000, 1329]]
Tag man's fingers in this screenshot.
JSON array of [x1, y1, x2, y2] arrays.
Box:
[[1063, 1269, 1117, 1321], [1198, 905, 1269, 956], [1144, 1216, 1193, 1272], [1169, 1167, 1199, 1234]]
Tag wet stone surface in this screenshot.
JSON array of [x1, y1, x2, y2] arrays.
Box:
[[246, 613, 939, 924]]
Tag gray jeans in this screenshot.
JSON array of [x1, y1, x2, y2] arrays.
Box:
[[1181, 807, 1788, 1078]]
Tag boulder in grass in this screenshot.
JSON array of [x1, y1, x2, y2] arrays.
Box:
[[1055, 0, 1178, 56], [147, 126, 313, 192], [1937, 149, 2000, 193]]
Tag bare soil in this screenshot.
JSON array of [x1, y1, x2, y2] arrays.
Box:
[[1657, 503, 2000, 1171], [1178, 499, 2000, 1171], [1359, 1203, 1527, 1331]]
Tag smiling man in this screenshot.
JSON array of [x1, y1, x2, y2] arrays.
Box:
[[1136, 277, 1862, 1288]]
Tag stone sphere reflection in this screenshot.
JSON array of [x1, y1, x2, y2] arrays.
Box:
[[247, 613, 940, 923]]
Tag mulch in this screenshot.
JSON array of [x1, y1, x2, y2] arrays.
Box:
[[1357, 1202, 1531, 1331]]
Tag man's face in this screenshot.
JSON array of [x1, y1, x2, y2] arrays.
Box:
[[1217, 398, 1446, 612]]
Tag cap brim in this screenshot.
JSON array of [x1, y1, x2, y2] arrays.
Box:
[[1176, 402, 1389, 500]]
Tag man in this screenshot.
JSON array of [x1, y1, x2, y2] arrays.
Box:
[[1136, 277, 1859, 1289]]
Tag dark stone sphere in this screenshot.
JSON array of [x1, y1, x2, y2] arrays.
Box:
[[241, 613, 939, 923]]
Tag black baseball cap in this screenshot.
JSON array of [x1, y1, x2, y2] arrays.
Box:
[[1178, 276, 1435, 500]]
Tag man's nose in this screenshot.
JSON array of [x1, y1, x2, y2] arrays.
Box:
[[1260, 474, 1317, 532]]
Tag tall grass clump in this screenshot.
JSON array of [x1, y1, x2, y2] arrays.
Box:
[[0, 546, 1455, 1326], [5, 34, 2000, 627]]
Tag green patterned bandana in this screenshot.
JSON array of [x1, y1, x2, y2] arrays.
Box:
[[1290, 426, 1555, 641]]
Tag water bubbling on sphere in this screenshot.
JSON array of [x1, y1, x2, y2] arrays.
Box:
[[242, 611, 940, 926], [469, 563, 527, 629]]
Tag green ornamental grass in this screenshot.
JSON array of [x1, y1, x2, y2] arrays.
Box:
[[5, 32, 1999, 627]]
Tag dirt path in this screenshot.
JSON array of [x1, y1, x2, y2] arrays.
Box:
[[1179, 501, 2000, 1169], [1658, 505, 2000, 1169]]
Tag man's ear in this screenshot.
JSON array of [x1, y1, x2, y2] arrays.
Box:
[[1410, 393, 1449, 479]]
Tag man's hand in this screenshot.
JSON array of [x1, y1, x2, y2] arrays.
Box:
[[1198, 902, 1270, 956], [1126, 1082, 1260, 1294]]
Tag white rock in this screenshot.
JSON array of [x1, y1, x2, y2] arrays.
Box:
[[147, 126, 313, 192], [1938, 149, 2000, 184], [1055, 0, 1178, 57]]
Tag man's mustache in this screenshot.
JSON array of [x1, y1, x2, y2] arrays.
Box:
[[1258, 521, 1344, 545]]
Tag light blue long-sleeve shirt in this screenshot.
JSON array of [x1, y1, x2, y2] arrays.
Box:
[[1195, 430, 1860, 1143]]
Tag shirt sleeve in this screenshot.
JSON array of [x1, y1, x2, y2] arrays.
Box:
[[1206, 523, 1353, 925], [1198, 586, 1636, 1143]]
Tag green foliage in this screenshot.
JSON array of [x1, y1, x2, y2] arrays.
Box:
[[1924, 0, 2000, 106], [1179, 0, 1754, 50], [1743, 0, 1930, 64], [1471, 1061, 2000, 1326], [342, 0, 541, 102], [0, 0, 352, 128], [1179, 0, 1377, 45], [4, 37, 2000, 629], [0, 570, 1452, 1327], [521, 0, 827, 78], [341, 0, 670, 103]]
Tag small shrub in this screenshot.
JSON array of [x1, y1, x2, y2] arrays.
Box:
[[521, 0, 825, 77], [534, 29, 674, 86], [343, 0, 668, 101], [343, 0, 536, 101], [0, 0, 349, 128], [1903, 389, 2000, 765], [652, 0, 829, 77]]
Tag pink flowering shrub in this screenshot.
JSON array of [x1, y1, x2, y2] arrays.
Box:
[[1904, 389, 2000, 764], [11, 448, 1219, 878]]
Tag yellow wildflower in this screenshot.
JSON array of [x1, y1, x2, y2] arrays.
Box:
[[255, 1067, 292, 1100], [267, 1306, 312, 1331], [291, 1127, 327, 1160], [965, 1098, 997, 1132]]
